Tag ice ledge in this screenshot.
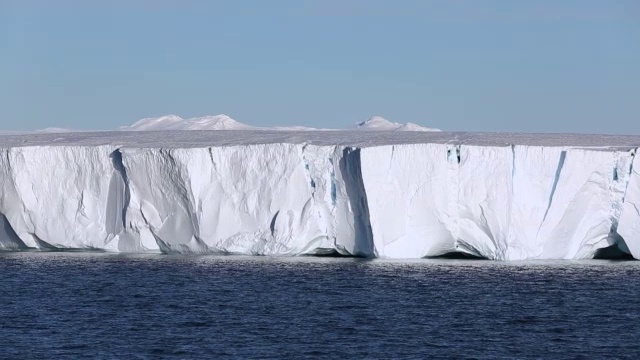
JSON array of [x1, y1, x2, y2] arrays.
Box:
[[1, 132, 640, 260], [1, 130, 640, 149]]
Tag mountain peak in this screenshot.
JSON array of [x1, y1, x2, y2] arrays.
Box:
[[356, 116, 396, 129], [119, 114, 440, 132], [355, 116, 440, 132], [121, 114, 251, 131]]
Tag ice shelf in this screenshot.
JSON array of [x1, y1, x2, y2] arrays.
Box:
[[1, 130, 639, 260]]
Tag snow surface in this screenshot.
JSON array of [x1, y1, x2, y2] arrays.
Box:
[[0, 130, 639, 259]]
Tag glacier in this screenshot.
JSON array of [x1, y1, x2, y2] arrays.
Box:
[[0, 129, 639, 260]]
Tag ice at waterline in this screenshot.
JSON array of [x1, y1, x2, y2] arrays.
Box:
[[1, 116, 639, 260]]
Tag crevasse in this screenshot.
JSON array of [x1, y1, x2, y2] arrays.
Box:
[[0, 142, 639, 260]]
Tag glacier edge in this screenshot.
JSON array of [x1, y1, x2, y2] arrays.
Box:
[[1, 137, 640, 260]]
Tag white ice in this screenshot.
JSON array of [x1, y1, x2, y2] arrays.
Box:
[[0, 129, 638, 259]]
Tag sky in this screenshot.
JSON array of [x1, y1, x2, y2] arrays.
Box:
[[1, 0, 639, 134]]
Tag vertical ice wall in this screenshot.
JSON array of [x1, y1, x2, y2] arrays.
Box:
[[0, 146, 126, 250], [361, 144, 635, 259], [529, 148, 633, 259], [360, 144, 457, 258], [119, 144, 373, 255], [0, 142, 638, 259], [618, 152, 640, 257], [455, 145, 514, 259], [361, 144, 516, 259]]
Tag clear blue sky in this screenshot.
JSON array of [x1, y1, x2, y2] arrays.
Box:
[[1, 0, 639, 133]]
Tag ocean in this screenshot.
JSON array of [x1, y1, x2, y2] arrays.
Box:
[[1, 252, 639, 359]]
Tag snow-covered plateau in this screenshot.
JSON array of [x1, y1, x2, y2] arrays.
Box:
[[1, 129, 639, 260]]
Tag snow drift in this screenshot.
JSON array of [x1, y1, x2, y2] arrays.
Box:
[[0, 130, 639, 260]]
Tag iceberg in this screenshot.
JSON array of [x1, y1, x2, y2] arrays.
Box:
[[0, 129, 639, 260]]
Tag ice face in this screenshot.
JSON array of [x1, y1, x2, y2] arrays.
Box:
[[0, 146, 120, 249], [618, 151, 640, 257], [0, 131, 638, 259], [97, 144, 373, 255]]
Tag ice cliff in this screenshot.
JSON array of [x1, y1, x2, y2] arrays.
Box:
[[0, 130, 639, 260]]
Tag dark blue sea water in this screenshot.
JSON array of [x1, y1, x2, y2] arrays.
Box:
[[1, 253, 640, 359]]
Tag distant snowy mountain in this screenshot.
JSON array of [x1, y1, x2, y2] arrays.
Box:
[[121, 115, 252, 131], [7, 114, 437, 133], [0, 128, 80, 135], [119, 114, 439, 132], [37, 127, 82, 133], [355, 116, 440, 132]]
